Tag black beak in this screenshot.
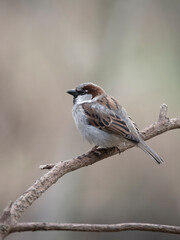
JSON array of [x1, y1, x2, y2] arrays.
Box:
[[67, 89, 78, 97]]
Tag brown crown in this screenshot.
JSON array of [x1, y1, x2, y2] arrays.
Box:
[[82, 83, 105, 98]]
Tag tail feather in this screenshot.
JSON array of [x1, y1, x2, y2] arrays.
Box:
[[138, 139, 164, 164]]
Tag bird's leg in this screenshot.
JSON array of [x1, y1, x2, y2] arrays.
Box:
[[91, 145, 99, 151], [115, 146, 121, 154], [91, 145, 102, 156], [91, 145, 121, 155]]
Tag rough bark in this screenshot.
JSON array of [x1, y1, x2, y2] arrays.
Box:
[[0, 104, 180, 239], [9, 222, 180, 235]]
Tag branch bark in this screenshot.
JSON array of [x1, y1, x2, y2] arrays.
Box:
[[9, 222, 180, 235], [0, 104, 180, 239]]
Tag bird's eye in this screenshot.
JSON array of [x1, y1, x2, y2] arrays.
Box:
[[76, 89, 87, 95]]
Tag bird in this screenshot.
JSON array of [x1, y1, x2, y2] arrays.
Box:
[[67, 82, 163, 164]]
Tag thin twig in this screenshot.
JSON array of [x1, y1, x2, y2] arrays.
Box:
[[10, 222, 180, 235], [158, 103, 168, 121]]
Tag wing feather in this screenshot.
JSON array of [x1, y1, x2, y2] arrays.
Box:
[[82, 96, 139, 143]]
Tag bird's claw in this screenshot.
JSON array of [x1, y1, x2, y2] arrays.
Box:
[[91, 145, 102, 156], [115, 146, 121, 154]]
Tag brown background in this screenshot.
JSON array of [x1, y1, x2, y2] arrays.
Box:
[[0, 1, 180, 240]]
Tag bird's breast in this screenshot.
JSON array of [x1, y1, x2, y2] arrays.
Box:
[[72, 104, 122, 147]]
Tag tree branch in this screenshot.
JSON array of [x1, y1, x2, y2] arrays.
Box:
[[0, 104, 180, 239], [9, 222, 180, 235]]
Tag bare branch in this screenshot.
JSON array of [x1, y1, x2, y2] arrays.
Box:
[[39, 164, 55, 170], [158, 103, 168, 121], [10, 222, 180, 235], [9, 105, 180, 222], [0, 104, 180, 239], [10, 147, 120, 222]]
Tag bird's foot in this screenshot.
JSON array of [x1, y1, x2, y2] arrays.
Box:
[[91, 145, 102, 156], [91, 145, 99, 151], [115, 146, 121, 154]]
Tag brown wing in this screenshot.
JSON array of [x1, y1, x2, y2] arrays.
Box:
[[82, 95, 138, 142]]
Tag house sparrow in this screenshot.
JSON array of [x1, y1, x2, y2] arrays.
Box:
[[67, 82, 163, 164]]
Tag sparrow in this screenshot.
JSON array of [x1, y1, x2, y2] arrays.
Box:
[[67, 82, 163, 164]]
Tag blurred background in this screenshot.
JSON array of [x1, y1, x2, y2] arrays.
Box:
[[0, 0, 180, 240]]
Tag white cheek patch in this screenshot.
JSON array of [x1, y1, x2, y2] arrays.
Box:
[[76, 94, 92, 104]]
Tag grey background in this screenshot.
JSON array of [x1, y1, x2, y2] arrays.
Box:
[[0, 1, 180, 240]]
